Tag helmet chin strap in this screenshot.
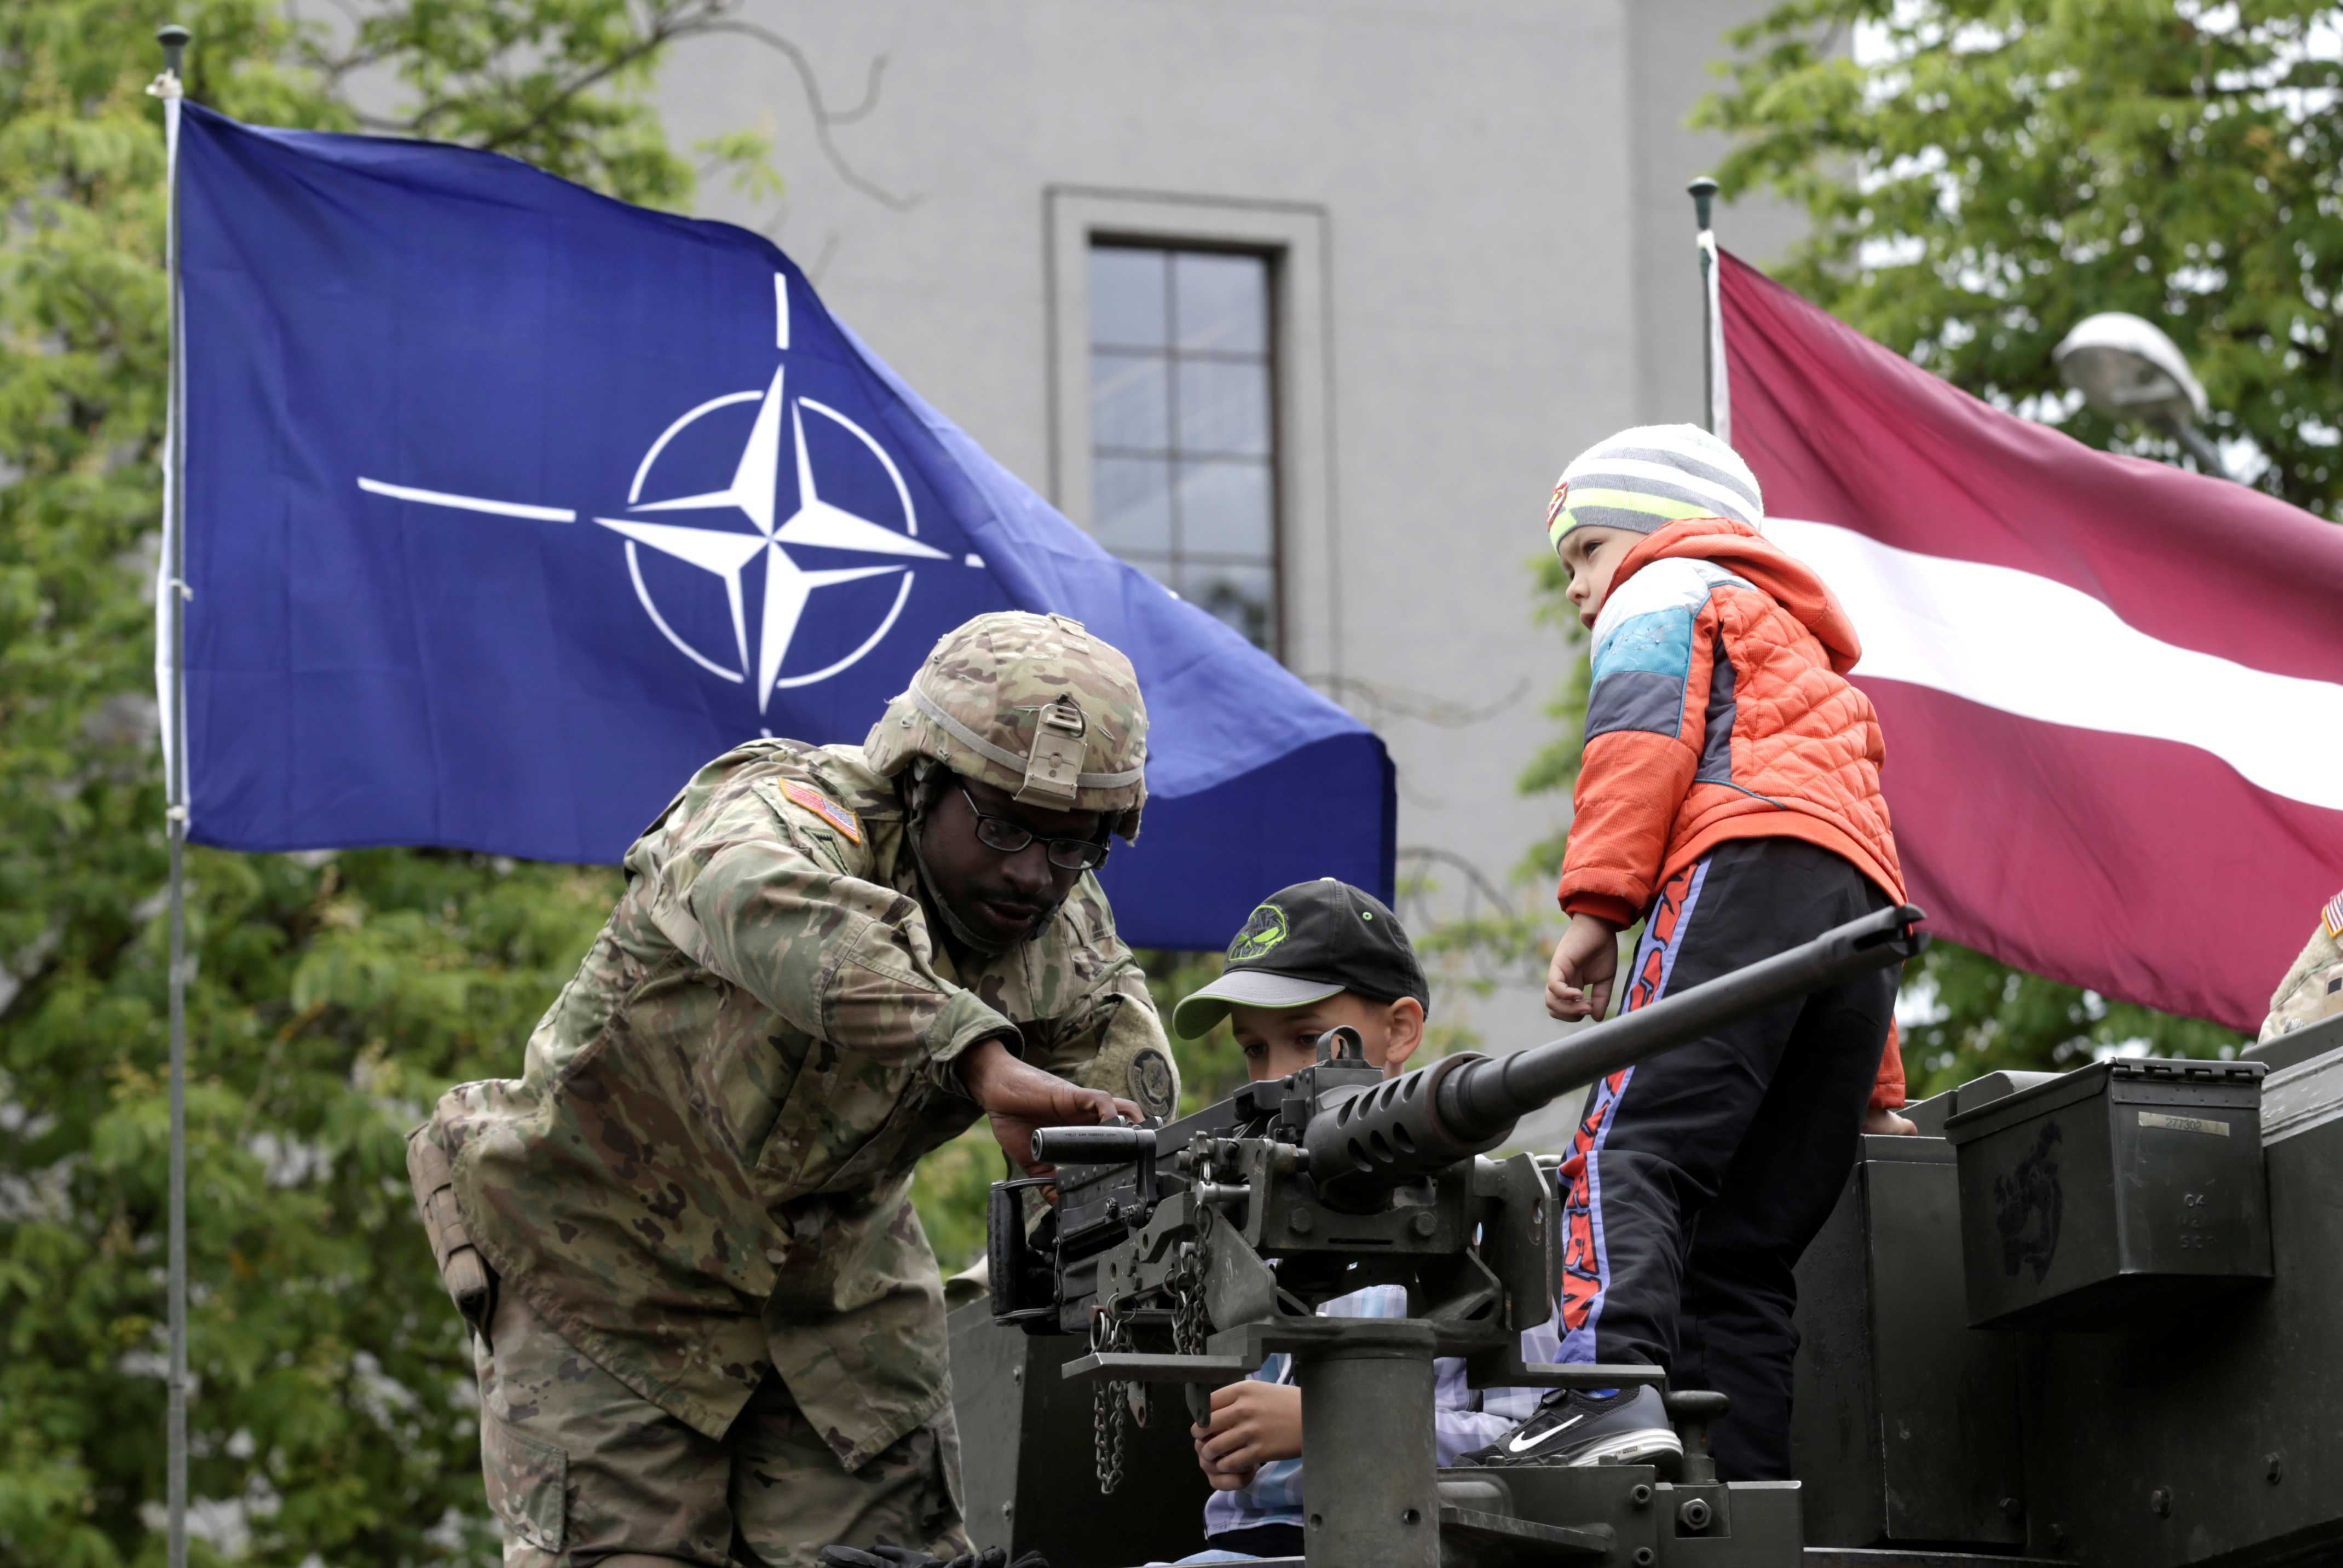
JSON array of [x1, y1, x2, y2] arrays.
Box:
[[903, 761, 1065, 958]]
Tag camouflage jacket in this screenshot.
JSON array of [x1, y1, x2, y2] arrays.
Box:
[[428, 740, 1178, 1465]]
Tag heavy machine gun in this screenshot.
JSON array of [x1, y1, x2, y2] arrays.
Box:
[[984, 902, 1928, 1568]]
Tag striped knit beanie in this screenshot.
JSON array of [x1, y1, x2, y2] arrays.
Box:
[[1545, 423, 1764, 552]]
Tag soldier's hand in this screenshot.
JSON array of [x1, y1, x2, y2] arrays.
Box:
[[1547, 913, 1623, 1022], [957, 1036, 1141, 1178]]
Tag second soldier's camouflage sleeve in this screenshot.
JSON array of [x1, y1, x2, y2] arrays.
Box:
[[1052, 963, 1182, 1122], [672, 835, 1018, 1070]]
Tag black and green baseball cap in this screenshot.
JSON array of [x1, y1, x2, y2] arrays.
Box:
[[1171, 878, 1430, 1040]]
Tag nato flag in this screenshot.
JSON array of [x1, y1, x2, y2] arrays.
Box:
[[171, 105, 1392, 949]]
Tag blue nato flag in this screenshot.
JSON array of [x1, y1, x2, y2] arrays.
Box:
[[171, 105, 1392, 949]]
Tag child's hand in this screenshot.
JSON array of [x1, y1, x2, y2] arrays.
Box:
[[1547, 914, 1622, 1021], [1192, 1380, 1303, 1483], [1193, 1430, 1254, 1490], [1863, 1105, 1919, 1136]]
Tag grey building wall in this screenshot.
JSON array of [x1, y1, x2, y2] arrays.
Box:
[[1629, 0, 1808, 425], [656, 0, 1796, 1103]]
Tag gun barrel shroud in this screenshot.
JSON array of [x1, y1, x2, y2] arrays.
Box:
[[1441, 901, 1929, 1140], [1302, 903, 1928, 1204]]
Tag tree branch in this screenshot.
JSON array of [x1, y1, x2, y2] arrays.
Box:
[[702, 20, 920, 211]]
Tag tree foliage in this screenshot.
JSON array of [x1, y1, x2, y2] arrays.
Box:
[[1403, 559, 1585, 1044], [1897, 940, 2248, 1098], [1696, 0, 2272, 1086], [0, 3, 770, 1562], [1704, 0, 2343, 506]]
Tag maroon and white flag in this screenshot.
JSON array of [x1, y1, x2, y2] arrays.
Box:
[[1720, 250, 2343, 1031]]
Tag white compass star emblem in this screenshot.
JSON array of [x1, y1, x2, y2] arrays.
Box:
[[355, 273, 976, 712], [600, 361, 947, 711]]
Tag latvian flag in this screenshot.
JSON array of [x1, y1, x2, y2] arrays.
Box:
[[1719, 251, 2343, 1033]]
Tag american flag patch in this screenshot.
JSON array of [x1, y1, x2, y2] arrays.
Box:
[[777, 779, 861, 844], [2324, 890, 2343, 941]]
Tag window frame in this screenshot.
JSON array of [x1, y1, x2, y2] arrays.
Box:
[[1086, 239, 1282, 651], [1044, 188, 1335, 674]]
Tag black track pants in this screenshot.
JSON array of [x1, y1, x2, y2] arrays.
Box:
[[1554, 837, 1897, 1480]]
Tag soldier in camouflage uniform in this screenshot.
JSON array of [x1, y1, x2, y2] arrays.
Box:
[[406, 612, 1182, 1567], [2261, 889, 2343, 1042]]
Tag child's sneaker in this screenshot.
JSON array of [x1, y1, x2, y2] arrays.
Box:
[[1454, 1385, 1681, 1470]]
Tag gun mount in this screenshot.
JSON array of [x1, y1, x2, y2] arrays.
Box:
[[982, 903, 1929, 1568]]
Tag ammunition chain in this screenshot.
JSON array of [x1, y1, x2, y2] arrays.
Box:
[[1169, 1221, 1213, 1357], [1092, 1306, 1132, 1495]]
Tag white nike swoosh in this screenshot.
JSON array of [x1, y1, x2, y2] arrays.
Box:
[[1505, 1413, 1586, 1454]]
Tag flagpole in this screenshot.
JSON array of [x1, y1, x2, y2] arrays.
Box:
[[147, 24, 192, 1568], [1688, 176, 1729, 442]]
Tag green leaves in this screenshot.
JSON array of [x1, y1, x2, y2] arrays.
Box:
[[1704, 1, 2343, 511], [3, 841, 624, 1564], [1703, 0, 2259, 1077], [0, 3, 758, 1561], [1901, 937, 2248, 1098], [336, 0, 728, 207]]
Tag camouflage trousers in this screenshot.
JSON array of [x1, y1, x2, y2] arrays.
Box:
[[475, 1290, 967, 1567]]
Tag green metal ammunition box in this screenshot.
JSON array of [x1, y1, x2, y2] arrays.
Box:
[[1790, 1130, 2025, 1550], [947, 1300, 1212, 1568], [2243, 1008, 2343, 1074], [1943, 1058, 2269, 1331]]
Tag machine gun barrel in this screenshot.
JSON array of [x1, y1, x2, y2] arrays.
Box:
[[1441, 901, 1929, 1139], [1305, 903, 1927, 1207]]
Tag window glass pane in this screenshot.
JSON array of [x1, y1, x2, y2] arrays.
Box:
[[1179, 561, 1277, 649], [1175, 359, 1271, 457], [1175, 459, 1272, 560], [1173, 252, 1268, 353], [1089, 248, 1168, 349], [1093, 456, 1174, 555], [1119, 554, 1178, 595], [1086, 242, 1279, 654], [1091, 351, 1170, 453]]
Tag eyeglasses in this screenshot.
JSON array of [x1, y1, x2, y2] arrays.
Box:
[[959, 786, 1111, 871]]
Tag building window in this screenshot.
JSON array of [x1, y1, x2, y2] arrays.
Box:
[[1087, 244, 1278, 651]]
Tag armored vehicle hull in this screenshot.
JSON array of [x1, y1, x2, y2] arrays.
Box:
[[942, 919, 2343, 1566], [1790, 1016, 2343, 1566]]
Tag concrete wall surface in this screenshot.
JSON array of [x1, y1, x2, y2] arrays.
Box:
[[656, 0, 1799, 1099]]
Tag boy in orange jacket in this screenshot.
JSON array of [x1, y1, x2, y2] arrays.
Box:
[[1460, 424, 1911, 1483]]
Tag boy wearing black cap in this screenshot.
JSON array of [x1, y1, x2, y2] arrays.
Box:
[[1172, 875, 1432, 1083], [1169, 880, 1564, 1561]]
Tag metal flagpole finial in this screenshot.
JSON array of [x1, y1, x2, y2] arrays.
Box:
[[151, 23, 191, 99], [1688, 175, 1718, 236]]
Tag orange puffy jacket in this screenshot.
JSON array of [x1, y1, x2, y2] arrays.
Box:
[[1560, 516, 1911, 1105]]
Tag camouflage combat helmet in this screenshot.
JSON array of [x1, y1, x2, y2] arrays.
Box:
[[865, 611, 1149, 839]]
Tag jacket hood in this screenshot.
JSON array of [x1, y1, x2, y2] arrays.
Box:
[[1611, 516, 1864, 675]]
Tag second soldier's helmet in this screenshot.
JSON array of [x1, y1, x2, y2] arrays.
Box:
[[864, 611, 1150, 840]]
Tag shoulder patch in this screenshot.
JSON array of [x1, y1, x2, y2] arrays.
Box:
[[776, 778, 862, 844], [1132, 1049, 1178, 1119]]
